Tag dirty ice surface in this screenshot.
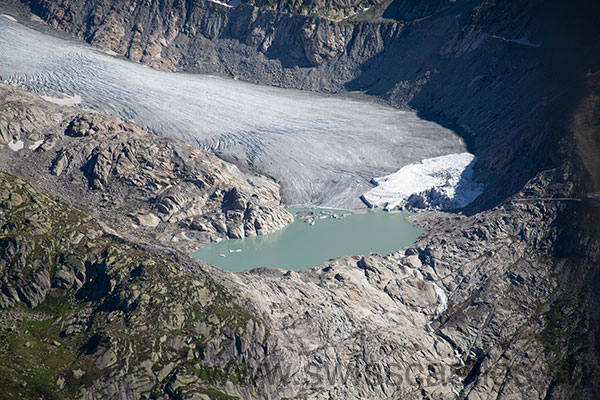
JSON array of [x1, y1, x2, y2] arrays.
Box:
[[0, 17, 473, 208]]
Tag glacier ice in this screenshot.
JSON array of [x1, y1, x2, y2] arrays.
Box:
[[0, 17, 477, 209], [361, 153, 484, 210]]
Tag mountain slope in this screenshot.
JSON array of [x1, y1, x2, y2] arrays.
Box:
[[0, 0, 599, 398], [16, 0, 599, 211], [0, 83, 292, 253], [0, 170, 275, 399]]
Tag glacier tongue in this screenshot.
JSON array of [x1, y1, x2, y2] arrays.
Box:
[[360, 152, 484, 211], [0, 17, 469, 209]]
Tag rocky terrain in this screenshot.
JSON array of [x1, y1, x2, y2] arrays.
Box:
[[0, 0, 599, 399], [0, 85, 593, 400], [0, 83, 292, 252], [0, 170, 279, 399]]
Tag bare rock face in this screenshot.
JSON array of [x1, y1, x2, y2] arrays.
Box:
[[225, 255, 462, 399], [0, 83, 293, 251], [300, 20, 348, 65], [246, 0, 387, 20], [219, 167, 568, 399]]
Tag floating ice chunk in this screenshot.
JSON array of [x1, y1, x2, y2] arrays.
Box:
[[29, 139, 44, 150], [7, 139, 24, 151], [361, 152, 484, 211]]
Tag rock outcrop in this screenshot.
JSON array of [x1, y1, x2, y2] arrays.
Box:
[[0, 171, 278, 399], [0, 83, 292, 252]]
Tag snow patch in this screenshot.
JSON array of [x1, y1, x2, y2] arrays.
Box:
[[414, 269, 423, 280], [7, 139, 24, 151], [432, 283, 448, 318], [40, 93, 82, 106], [361, 152, 484, 211], [100, 48, 118, 56], [28, 139, 44, 150], [2, 14, 17, 22], [207, 0, 233, 7]]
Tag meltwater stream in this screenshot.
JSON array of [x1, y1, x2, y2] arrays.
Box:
[[0, 15, 467, 209]]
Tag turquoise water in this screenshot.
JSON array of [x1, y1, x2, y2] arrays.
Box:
[[191, 209, 423, 271]]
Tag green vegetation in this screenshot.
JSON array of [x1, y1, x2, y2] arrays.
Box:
[[245, 0, 384, 21], [0, 300, 83, 399], [0, 172, 265, 399], [533, 255, 592, 387]]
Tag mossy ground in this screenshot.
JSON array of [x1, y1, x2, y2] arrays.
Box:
[[0, 171, 265, 399]]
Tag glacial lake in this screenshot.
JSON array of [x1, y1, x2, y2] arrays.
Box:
[[191, 209, 423, 271]]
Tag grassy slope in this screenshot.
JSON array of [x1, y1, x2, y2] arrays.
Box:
[[0, 171, 264, 399]]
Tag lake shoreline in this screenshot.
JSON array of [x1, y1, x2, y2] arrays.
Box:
[[192, 207, 423, 272]]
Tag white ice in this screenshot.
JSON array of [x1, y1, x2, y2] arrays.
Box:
[[1, 14, 17, 22], [0, 17, 471, 208], [28, 139, 44, 150], [40, 93, 82, 106], [7, 139, 24, 151], [361, 152, 483, 210], [207, 0, 234, 7], [432, 282, 448, 319]]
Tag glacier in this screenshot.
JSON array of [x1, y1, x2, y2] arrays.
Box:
[[0, 16, 478, 209], [360, 153, 484, 211]]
